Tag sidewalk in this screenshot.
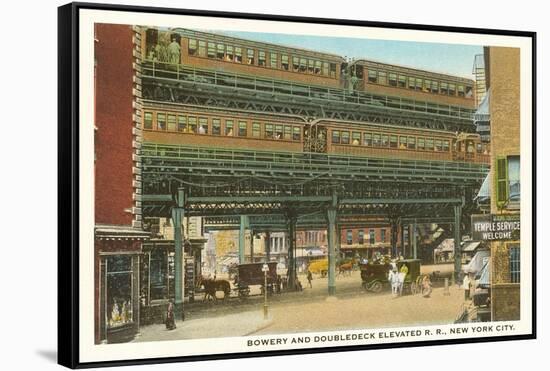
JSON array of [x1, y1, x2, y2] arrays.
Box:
[[133, 309, 273, 342]]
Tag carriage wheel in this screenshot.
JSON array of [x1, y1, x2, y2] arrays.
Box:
[[369, 281, 383, 293]]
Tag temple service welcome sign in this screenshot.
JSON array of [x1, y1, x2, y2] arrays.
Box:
[[471, 214, 521, 241]]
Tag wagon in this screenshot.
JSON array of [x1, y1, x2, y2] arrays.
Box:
[[234, 262, 278, 298], [359, 259, 421, 294]]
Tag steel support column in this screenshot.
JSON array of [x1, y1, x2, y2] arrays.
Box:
[[265, 231, 271, 262], [454, 205, 462, 282], [413, 219, 418, 259], [287, 215, 297, 291], [390, 221, 398, 257], [239, 215, 249, 264], [408, 224, 413, 258], [171, 188, 185, 320], [327, 207, 337, 296], [404, 222, 405, 257]]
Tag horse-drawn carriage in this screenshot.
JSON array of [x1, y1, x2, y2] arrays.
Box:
[[359, 259, 422, 294], [234, 262, 278, 298]]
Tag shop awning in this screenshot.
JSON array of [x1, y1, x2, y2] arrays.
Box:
[[462, 241, 481, 252], [464, 250, 490, 274], [475, 173, 491, 203], [477, 258, 491, 288], [436, 238, 455, 252]]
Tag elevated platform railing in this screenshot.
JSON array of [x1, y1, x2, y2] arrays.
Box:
[[142, 143, 489, 183], [142, 60, 475, 122]]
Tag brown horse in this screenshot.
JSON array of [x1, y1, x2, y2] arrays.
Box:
[[199, 277, 231, 302], [338, 262, 354, 277]]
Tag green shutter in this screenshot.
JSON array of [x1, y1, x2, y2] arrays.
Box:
[[495, 156, 509, 208]]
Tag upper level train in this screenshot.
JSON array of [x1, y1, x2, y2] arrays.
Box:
[[142, 104, 489, 164], [141, 27, 477, 109]]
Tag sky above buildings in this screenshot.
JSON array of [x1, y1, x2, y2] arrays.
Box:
[[212, 30, 483, 79]]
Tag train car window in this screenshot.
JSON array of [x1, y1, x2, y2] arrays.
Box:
[[418, 138, 425, 150], [177, 115, 187, 132], [188, 39, 197, 56], [322, 62, 329, 76], [188, 117, 197, 133], [373, 133, 381, 147], [199, 117, 208, 134], [390, 135, 398, 148], [440, 82, 448, 95], [381, 134, 389, 147], [389, 73, 398, 86], [252, 122, 261, 137], [431, 81, 439, 94], [465, 85, 473, 98], [225, 120, 234, 136], [443, 140, 450, 152], [399, 136, 407, 149], [435, 139, 443, 151], [299, 58, 307, 73], [398, 75, 406, 88], [270, 52, 278, 68], [426, 138, 434, 151], [330, 63, 337, 78], [284, 126, 292, 140], [308, 59, 315, 74], [157, 113, 166, 131], [216, 44, 225, 60], [167, 114, 177, 131], [458, 85, 465, 97], [449, 83, 456, 96], [423, 80, 431, 93], [408, 137, 416, 150], [315, 61, 322, 75], [364, 133, 372, 146], [293, 127, 301, 141], [212, 119, 221, 135], [144, 112, 153, 130], [235, 47, 242, 63], [408, 77, 416, 90], [198, 41, 206, 57], [259, 51, 266, 67], [275, 125, 283, 139], [341, 131, 350, 144], [415, 78, 423, 91], [247, 49, 255, 65], [352, 132, 361, 145], [265, 124, 273, 139], [238, 121, 247, 136], [368, 70, 378, 83], [281, 54, 289, 70], [292, 56, 300, 72], [332, 130, 341, 144], [378, 71, 387, 85], [355, 65, 364, 79], [226, 45, 234, 61], [207, 42, 216, 58]]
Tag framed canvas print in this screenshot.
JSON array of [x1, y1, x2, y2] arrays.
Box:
[[58, 2, 536, 368]]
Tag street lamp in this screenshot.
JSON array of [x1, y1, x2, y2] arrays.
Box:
[[262, 263, 269, 320]]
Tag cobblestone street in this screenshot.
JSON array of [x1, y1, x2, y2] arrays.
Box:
[[134, 265, 465, 342]]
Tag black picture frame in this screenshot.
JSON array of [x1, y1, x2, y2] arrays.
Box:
[[58, 2, 537, 368]]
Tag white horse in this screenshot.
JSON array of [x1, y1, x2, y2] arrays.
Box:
[[388, 269, 400, 297]]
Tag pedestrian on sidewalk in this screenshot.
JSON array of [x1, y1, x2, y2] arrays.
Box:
[[165, 301, 176, 331], [307, 270, 313, 288], [462, 273, 471, 300]]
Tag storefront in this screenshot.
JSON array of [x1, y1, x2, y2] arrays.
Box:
[[95, 226, 149, 344]]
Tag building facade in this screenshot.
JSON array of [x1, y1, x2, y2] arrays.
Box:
[[487, 46, 521, 321], [94, 24, 149, 343]]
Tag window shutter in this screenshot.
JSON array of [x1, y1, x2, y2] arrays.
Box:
[[495, 156, 509, 208]]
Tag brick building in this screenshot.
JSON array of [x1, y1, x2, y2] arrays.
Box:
[[94, 24, 149, 344], [486, 47, 521, 321]]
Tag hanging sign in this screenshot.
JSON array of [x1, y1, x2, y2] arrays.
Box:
[[471, 214, 520, 241]]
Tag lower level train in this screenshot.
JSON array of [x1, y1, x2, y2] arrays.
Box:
[[142, 106, 490, 164]]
